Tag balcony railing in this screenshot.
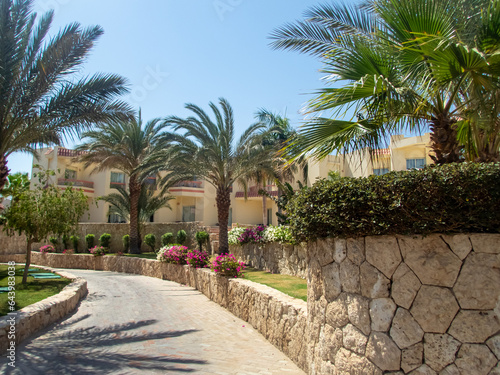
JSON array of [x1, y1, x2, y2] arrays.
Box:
[[235, 185, 278, 198], [110, 181, 126, 189], [173, 181, 203, 188], [57, 178, 94, 189], [57, 148, 87, 157]]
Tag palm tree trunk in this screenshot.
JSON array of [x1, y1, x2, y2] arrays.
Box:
[[429, 115, 463, 164], [22, 239, 33, 285], [216, 186, 231, 254], [129, 177, 141, 254], [0, 155, 9, 208], [262, 194, 267, 226]]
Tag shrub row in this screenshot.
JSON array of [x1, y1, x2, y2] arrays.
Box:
[[286, 163, 500, 241]]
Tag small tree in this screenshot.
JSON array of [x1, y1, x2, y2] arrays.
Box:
[[161, 233, 174, 246], [195, 231, 209, 251], [144, 234, 156, 252], [99, 233, 112, 249], [122, 234, 130, 253], [85, 234, 95, 251], [70, 235, 80, 252], [3, 168, 88, 284], [176, 230, 187, 245]]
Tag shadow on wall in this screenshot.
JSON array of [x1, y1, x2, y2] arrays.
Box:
[[0, 314, 204, 374]]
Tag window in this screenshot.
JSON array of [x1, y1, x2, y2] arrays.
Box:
[[373, 168, 389, 176], [182, 206, 196, 222], [64, 169, 77, 180], [267, 208, 273, 226], [108, 213, 125, 223], [110, 172, 125, 188], [406, 158, 426, 170]]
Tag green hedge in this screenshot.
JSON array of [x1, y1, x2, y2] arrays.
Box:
[[286, 163, 500, 241]]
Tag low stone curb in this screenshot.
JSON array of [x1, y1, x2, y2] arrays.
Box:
[[0, 266, 88, 353]]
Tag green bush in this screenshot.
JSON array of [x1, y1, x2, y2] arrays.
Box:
[[161, 232, 174, 246], [122, 234, 130, 253], [195, 230, 209, 250], [176, 230, 187, 245], [70, 235, 79, 252], [49, 236, 58, 248], [286, 163, 500, 241], [144, 234, 156, 252], [85, 234, 95, 251], [62, 234, 70, 249], [99, 233, 112, 248]]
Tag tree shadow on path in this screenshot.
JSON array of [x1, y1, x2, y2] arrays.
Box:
[[0, 314, 205, 374]]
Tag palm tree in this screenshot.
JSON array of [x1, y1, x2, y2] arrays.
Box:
[[165, 98, 271, 254], [0, 0, 131, 194], [76, 112, 170, 253], [99, 185, 173, 248], [270, 0, 500, 164]]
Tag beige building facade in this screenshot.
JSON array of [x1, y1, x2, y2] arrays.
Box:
[[32, 133, 432, 227]]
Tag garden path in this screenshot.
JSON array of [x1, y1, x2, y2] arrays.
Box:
[[0, 269, 305, 374]]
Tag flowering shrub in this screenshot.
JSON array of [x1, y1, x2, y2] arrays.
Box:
[[211, 254, 245, 278], [263, 225, 294, 244], [157, 245, 189, 264], [186, 249, 209, 268], [62, 249, 74, 255], [228, 225, 294, 245], [228, 227, 246, 245], [89, 245, 106, 256], [39, 245, 55, 254]]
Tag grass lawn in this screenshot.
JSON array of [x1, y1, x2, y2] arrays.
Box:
[[108, 252, 158, 260], [243, 267, 307, 302], [0, 265, 71, 316]]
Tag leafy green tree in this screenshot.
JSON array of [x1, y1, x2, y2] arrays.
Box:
[[3, 168, 88, 283], [0, 173, 30, 204], [270, 0, 500, 164], [77, 111, 171, 253], [165, 98, 270, 253], [0, 0, 131, 196]]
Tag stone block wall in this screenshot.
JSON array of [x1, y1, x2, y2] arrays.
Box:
[[1, 253, 309, 372], [0, 222, 203, 254], [306, 233, 500, 375], [230, 242, 308, 278]]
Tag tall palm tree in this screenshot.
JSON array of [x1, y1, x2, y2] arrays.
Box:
[[165, 98, 271, 254], [0, 0, 131, 194], [270, 0, 500, 164], [76, 112, 170, 253]]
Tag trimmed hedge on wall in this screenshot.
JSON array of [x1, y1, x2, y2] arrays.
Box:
[[287, 162, 500, 241]]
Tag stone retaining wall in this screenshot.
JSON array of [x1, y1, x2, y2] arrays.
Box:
[[0, 269, 87, 353], [230, 242, 307, 279], [2, 253, 309, 372], [306, 233, 500, 375], [0, 222, 203, 254]]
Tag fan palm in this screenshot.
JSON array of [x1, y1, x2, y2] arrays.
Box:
[[0, 0, 131, 193], [99, 185, 173, 246], [165, 98, 270, 254], [270, 0, 500, 163], [76, 112, 170, 253]]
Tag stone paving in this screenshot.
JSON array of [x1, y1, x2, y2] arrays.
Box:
[[0, 269, 305, 375]]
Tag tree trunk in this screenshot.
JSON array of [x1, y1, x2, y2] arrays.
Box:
[[129, 177, 141, 254], [22, 239, 33, 285], [429, 115, 463, 164], [262, 194, 267, 226], [216, 186, 231, 254], [0, 154, 9, 208]]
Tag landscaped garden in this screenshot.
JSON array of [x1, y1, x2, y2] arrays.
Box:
[[0, 265, 70, 316]]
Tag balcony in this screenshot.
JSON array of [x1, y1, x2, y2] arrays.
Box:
[[169, 180, 204, 197], [57, 148, 87, 157], [235, 185, 278, 200], [57, 178, 94, 196]]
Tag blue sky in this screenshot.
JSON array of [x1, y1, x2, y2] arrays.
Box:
[[10, 0, 345, 175]]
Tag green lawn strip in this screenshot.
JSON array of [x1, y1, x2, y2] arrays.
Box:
[[0, 265, 71, 317], [114, 252, 157, 260], [242, 267, 307, 302]]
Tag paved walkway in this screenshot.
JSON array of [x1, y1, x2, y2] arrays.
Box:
[[1, 269, 305, 375]]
